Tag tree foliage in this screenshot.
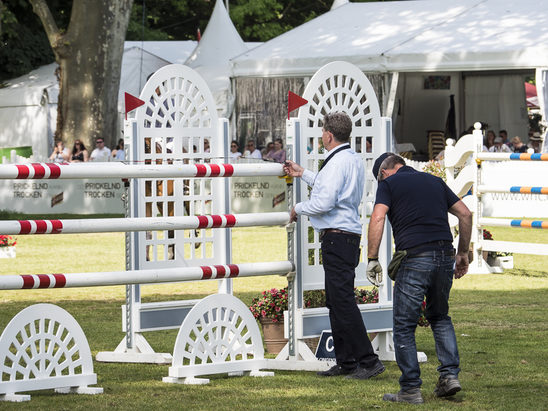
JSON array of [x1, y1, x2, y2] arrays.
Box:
[[2, 0, 384, 81]]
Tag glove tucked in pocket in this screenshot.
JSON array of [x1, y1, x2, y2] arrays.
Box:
[[387, 250, 407, 281]]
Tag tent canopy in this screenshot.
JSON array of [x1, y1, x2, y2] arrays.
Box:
[[232, 0, 548, 77]]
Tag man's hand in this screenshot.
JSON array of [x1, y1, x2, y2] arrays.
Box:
[[283, 160, 304, 178], [289, 206, 298, 222], [454, 252, 469, 279], [366, 259, 383, 286]]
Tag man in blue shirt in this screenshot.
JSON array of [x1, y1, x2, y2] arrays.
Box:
[[284, 112, 383, 380], [367, 153, 472, 404]]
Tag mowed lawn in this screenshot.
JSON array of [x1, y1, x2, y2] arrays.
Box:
[[0, 225, 547, 410]]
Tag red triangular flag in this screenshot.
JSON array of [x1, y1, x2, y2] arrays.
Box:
[[288, 90, 308, 119], [124, 92, 145, 120]]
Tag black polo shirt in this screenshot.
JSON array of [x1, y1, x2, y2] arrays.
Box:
[[374, 166, 459, 251]]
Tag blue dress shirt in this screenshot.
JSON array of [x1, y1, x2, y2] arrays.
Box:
[[295, 143, 364, 235]]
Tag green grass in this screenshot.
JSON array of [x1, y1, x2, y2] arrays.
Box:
[[0, 225, 546, 409]]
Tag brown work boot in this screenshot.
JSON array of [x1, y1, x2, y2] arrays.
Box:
[[434, 375, 462, 397], [383, 388, 424, 404]]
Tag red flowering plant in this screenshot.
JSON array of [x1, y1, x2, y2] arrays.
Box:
[[249, 288, 288, 323], [305, 288, 428, 327], [0, 235, 16, 248], [250, 287, 429, 327]]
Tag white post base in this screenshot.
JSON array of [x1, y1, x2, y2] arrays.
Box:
[[96, 333, 172, 364], [275, 339, 317, 362], [55, 386, 104, 395], [0, 394, 31, 402], [162, 376, 210, 385]]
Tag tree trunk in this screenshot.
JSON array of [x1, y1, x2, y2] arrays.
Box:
[[31, 0, 133, 150]]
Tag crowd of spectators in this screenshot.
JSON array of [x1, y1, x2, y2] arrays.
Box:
[[50, 138, 130, 162], [483, 128, 545, 154]]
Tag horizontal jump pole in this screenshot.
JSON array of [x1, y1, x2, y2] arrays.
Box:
[[479, 218, 548, 229], [0, 261, 294, 290], [0, 212, 290, 235], [477, 153, 548, 162], [0, 162, 284, 180], [480, 240, 548, 256], [477, 185, 548, 194]]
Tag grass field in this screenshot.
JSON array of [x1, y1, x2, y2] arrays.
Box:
[[0, 225, 547, 410]]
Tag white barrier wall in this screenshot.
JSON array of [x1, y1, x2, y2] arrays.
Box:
[[0, 176, 286, 215], [0, 179, 125, 214]]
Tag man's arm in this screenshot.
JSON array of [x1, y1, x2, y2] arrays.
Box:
[[367, 203, 389, 258], [449, 200, 472, 279]]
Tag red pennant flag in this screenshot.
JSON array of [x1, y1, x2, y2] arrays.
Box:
[[288, 90, 308, 119], [124, 92, 145, 120]]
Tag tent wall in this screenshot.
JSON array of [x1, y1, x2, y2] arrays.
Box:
[[233, 77, 306, 149], [394, 72, 461, 157], [464, 73, 530, 142], [232, 74, 385, 151]]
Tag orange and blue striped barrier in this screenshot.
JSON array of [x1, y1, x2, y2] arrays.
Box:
[[478, 152, 548, 161], [509, 186, 548, 194], [509, 153, 548, 161], [479, 218, 548, 229], [510, 219, 548, 229]]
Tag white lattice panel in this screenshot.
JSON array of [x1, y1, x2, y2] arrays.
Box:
[[0, 304, 102, 402], [296, 61, 381, 290], [133, 64, 226, 269], [164, 294, 272, 384]]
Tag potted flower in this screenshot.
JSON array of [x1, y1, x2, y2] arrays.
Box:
[[0, 235, 17, 258], [249, 287, 429, 354], [481, 229, 513, 268], [249, 288, 288, 354]]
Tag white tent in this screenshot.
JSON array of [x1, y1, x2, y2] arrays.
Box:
[[0, 63, 58, 161], [0, 43, 195, 160], [232, 0, 548, 76], [232, 0, 548, 156], [185, 0, 258, 117]]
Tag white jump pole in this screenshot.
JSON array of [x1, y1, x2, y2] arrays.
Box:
[[477, 153, 548, 162], [0, 261, 294, 290], [0, 162, 284, 179], [477, 185, 548, 194], [478, 218, 548, 229], [0, 212, 290, 235]]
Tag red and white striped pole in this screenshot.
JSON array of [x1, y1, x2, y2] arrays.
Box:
[[0, 212, 290, 235], [0, 261, 294, 290], [0, 162, 284, 180]]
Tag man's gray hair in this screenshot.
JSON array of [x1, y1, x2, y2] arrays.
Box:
[[378, 153, 406, 181], [323, 112, 352, 143]]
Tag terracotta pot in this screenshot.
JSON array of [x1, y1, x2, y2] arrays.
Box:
[[259, 318, 288, 354]]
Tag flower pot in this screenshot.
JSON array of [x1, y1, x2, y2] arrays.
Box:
[[259, 318, 288, 354], [0, 246, 16, 258]]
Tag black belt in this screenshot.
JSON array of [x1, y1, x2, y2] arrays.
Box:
[[319, 228, 361, 241], [404, 240, 454, 256]]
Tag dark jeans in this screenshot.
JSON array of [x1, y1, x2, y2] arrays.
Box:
[[322, 232, 378, 370], [393, 249, 460, 390]]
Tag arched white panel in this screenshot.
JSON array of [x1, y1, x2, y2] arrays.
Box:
[[133, 64, 226, 269], [165, 294, 271, 384], [296, 61, 382, 290], [0, 304, 101, 402]]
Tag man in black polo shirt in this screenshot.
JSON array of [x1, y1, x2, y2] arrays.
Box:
[[367, 153, 472, 404]]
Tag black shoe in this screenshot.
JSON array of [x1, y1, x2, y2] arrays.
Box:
[[383, 388, 424, 404], [317, 364, 356, 377], [346, 360, 385, 380], [434, 375, 462, 397]]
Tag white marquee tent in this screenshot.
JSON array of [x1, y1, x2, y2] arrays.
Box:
[[0, 45, 183, 161], [232, 0, 548, 155]]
